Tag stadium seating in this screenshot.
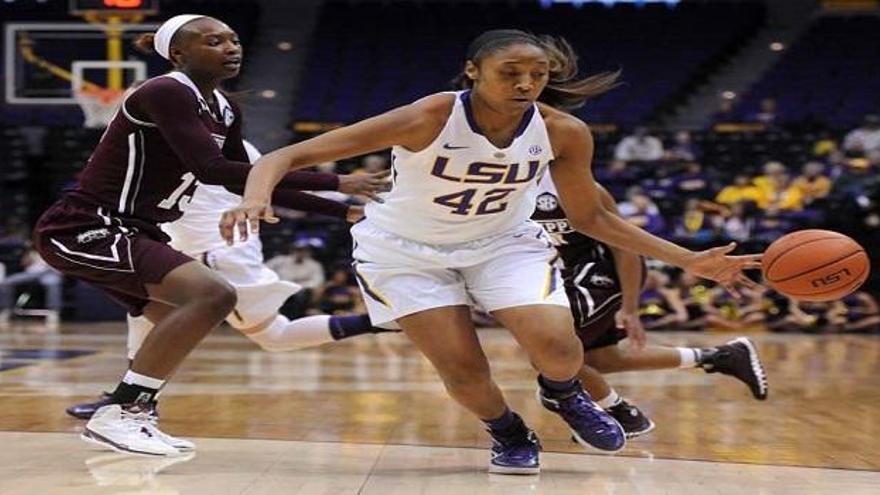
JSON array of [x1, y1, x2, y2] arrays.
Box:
[[295, 1, 765, 127], [731, 15, 880, 129]]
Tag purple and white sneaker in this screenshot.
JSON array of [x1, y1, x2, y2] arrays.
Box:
[[489, 428, 541, 475], [537, 385, 626, 452]]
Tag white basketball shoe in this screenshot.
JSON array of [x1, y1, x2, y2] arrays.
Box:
[[81, 404, 188, 456]]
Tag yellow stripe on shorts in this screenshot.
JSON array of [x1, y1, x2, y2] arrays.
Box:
[[352, 263, 393, 308]]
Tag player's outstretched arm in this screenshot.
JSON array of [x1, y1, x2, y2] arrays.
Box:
[[548, 115, 761, 295], [221, 94, 450, 243], [595, 185, 647, 348]]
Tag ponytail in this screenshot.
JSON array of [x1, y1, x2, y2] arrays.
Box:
[[133, 33, 156, 55], [453, 29, 620, 112]]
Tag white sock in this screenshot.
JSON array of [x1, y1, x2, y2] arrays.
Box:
[[245, 315, 335, 352], [126, 314, 154, 360], [677, 347, 701, 368], [596, 389, 622, 409], [122, 369, 165, 389]]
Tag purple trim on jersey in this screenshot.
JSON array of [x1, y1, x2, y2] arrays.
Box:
[[460, 91, 536, 145]]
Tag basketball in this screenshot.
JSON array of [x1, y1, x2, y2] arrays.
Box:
[[762, 229, 870, 302]]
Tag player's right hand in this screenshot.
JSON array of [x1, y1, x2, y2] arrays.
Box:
[[338, 170, 392, 202], [219, 199, 278, 245], [615, 310, 647, 351]]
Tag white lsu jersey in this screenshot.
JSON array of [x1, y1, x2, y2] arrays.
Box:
[[161, 140, 262, 255], [364, 90, 555, 244]]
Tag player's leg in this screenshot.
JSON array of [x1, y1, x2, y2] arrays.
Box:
[[82, 260, 235, 456], [65, 314, 157, 420], [83, 300, 194, 453], [210, 242, 393, 351], [492, 305, 624, 452], [587, 340, 769, 400], [467, 223, 624, 452], [398, 305, 540, 475]]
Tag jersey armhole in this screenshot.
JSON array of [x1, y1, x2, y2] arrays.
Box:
[[120, 89, 158, 128]]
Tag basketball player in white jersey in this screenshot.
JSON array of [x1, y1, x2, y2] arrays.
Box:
[[533, 175, 768, 439], [221, 30, 761, 475], [66, 140, 393, 420]]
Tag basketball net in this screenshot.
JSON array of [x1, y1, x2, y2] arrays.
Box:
[[74, 87, 125, 129]]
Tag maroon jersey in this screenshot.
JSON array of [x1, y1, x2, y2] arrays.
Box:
[[71, 71, 249, 224]]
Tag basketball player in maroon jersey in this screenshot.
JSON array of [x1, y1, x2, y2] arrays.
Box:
[[32, 15, 385, 456]]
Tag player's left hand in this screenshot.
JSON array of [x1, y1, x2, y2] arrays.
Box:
[[338, 170, 392, 202], [615, 310, 647, 350], [683, 242, 763, 298]]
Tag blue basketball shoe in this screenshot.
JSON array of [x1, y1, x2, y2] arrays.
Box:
[[488, 427, 541, 475], [537, 381, 626, 452]]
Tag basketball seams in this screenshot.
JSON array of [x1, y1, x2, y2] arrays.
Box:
[[763, 235, 851, 277], [767, 249, 866, 283]]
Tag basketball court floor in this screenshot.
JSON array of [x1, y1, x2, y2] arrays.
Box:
[[0, 322, 877, 494]]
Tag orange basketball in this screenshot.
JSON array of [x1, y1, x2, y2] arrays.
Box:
[[762, 229, 870, 302]]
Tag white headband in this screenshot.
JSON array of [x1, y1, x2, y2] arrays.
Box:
[[153, 14, 206, 60]]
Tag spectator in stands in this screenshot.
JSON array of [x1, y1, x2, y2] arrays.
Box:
[[675, 270, 711, 330], [715, 173, 764, 208], [831, 156, 876, 200], [673, 162, 711, 200], [665, 131, 701, 161], [267, 241, 326, 318], [614, 127, 664, 162], [812, 131, 838, 158], [712, 98, 736, 124], [317, 266, 365, 316], [703, 285, 766, 332], [620, 192, 666, 237], [617, 186, 658, 216], [838, 290, 880, 334], [0, 247, 62, 330], [792, 161, 831, 207], [594, 159, 637, 199], [721, 202, 754, 243], [639, 269, 687, 331], [753, 207, 795, 243], [752, 161, 785, 200], [751, 97, 778, 127], [843, 114, 880, 155], [673, 199, 723, 247], [753, 161, 803, 210], [765, 173, 804, 211]]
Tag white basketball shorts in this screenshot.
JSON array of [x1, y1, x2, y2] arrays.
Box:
[[350, 218, 568, 328], [202, 240, 301, 329]]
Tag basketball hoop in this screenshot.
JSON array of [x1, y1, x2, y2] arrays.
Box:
[[74, 87, 125, 129]]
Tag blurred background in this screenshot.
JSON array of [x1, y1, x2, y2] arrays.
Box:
[[1, 0, 878, 335]]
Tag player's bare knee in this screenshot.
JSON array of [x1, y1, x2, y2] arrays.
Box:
[[192, 279, 237, 317], [535, 332, 581, 365]]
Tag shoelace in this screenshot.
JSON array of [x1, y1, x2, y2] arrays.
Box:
[[118, 408, 159, 436]]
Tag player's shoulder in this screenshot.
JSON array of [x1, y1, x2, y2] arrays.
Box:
[[407, 92, 457, 125], [129, 75, 198, 103], [538, 103, 593, 156]]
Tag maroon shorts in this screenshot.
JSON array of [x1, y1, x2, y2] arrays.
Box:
[[33, 196, 194, 315]]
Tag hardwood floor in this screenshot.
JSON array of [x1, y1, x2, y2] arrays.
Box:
[[1, 322, 878, 493]]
